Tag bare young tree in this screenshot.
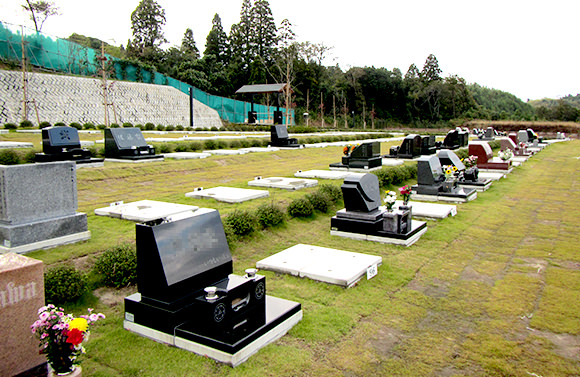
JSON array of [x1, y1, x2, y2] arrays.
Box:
[[22, 1, 60, 32]]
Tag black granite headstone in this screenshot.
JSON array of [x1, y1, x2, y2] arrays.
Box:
[[331, 142, 382, 169], [438, 129, 460, 149], [341, 173, 381, 213], [421, 135, 436, 155], [104, 128, 157, 159], [438, 149, 465, 171], [269, 125, 300, 147], [35, 126, 98, 163]]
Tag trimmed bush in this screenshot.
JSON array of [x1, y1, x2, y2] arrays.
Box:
[[0, 149, 20, 165], [318, 183, 342, 203], [455, 148, 469, 160], [204, 140, 217, 150], [20, 120, 33, 128], [224, 210, 256, 236], [306, 191, 331, 213], [44, 265, 88, 304], [93, 244, 137, 288], [54, 122, 66, 127], [217, 140, 228, 149], [174, 142, 188, 152], [83, 123, 96, 130], [188, 141, 202, 151], [97, 124, 107, 130], [23, 150, 37, 163], [176, 125, 184, 131], [110, 123, 120, 128], [145, 123, 155, 130], [3, 123, 17, 130], [39, 121, 51, 129], [210, 126, 219, 131], [122, 122, 133, 128], [165, 125, 175, 131], [156, 124, 166, 131], [69, 122, 82, 130], [240, 139, 251, 148], [256, 203, 285, 228], [135, 124, 144, 130], [287, 197, 314, 218], [158, 143, 172, 153], [229, 140, 242, 149]]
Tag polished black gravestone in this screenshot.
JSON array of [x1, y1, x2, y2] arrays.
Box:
[[457, 128, 469, 147], [387, 134, 422, 159], [436, 129, 460, 150], [330, 174, 427, 246], [104, 128, 160, 161], [268, 125, 302, 148], [411, 155, 477, 202], [437, 150, 492, 192], [421, 135, 437, 154], [330, 142, 382, 170], [124, 209, 301, 366], [35, 126, 103, 165]]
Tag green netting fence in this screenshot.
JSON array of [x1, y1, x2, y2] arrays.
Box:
[[0, 21, 293, 125]]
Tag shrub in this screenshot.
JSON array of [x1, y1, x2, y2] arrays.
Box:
[[455, 148, 469, 160], [158, 143, 172, 153], [54, 122, 66, 127], [250, 138, 263, 147], [224, 210, 256, 236], [217, 140, 228, 149], [318, 183, 342, 203], [176, 125, 184, 131], [145, 122, 155, 130], [23, 149, 37, 163], [174, 142, 188, 152], [210, 126, 219, 131], [20, 120, 33, 128], [488, 140, 501, 150], [165, 125, 175, 131], [93, 244, 137, 288], [122, 122, 133, 128], [97, 124, 107, 130], [0, 149, 20, 165], [287, 197, 314, 218], [156, 124, 165, 131], [38, 121, 51, 129], [374, 169, 391, 187], [44, 265, 88, 304], [83, 122, 96, 130], [388, 167, 406, 185], [3, 123, 17, 130], [401, 164, 417, 180], [69, 122, 82, 130], [306, 191, 331, 213], [135, 124, 144, 130], [229, 140, 242, 149], [188, 141, 202, 151], [204, 140, 217, 150], [240, 139, 251, 148], [256, 203, 285, 228], [110, 123, 120, 128]]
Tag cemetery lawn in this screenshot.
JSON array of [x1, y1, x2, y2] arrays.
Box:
[[29, 140, 580, 376]]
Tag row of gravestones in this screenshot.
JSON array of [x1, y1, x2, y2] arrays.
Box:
[[388, 127, 470, 159]]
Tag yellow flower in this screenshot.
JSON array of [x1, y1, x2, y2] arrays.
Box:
[[446, 169, 452, 175], [452, 166, 458, 171], [69, 317, 88, 332]]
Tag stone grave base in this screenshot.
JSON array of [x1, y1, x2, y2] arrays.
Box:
[[0, 214, 90, 254], [163, 152, 211, 159], [248, 177, 318, 190], [511, 156, 529, 163], [0, 141, 34, 149], [328, 166, 383, 173], [411, 190, 477, 203], [478, 171, 506, 181], [185, 187, 269, 203], [294, 170, 354, 180], [124, 296, 302, 367], [105, 156, 164, 163], [380, 158, 405, 166], [458, 178, 493, 192], [256, 244, 382, 288], [478, 167, 513, 175], [389, 201, 457, 220], [331, 220, 427, 247], [95, 200, 199, 222], [240, 147, 281, 152], [203, 149, 249, 155]]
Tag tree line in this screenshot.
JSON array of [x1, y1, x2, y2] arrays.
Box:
[[67, 0, 573, 125]]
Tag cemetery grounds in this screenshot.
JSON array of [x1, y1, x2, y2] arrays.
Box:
[[17, 133, 580, 377]]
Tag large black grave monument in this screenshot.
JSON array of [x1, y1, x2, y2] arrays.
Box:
[[437, 150, 492, 192], [104, 128, 161, 161], [387, 134, 422, 159], [124, 208, 302, 366], [330, 142, 382, 170], [35, 126, 103, 165], [436, 129, 461, 150], [411, 155, 477, 202], [268, 125, 302, 148], [330, 173, 427, 246]]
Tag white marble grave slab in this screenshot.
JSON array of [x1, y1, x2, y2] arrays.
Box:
[[185, 186, 269, 203], [294, 170, 353, 180], [478, 171, 506, 181], [331, 220, 427, 247], [95, 200, 198, 222], [248, 177, 318, 190], [163, 152, 211, 160], [329, 166, 383, 172], [256, 244, 382, 287], [0, 141, 33, 149], [388, 200, 457, 219], [239, 147, 281, 153], [381, 158, 405, 166], [203, 149, 249, 155]]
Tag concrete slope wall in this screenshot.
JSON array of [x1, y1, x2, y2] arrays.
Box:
[[0, 69, 222, 128]]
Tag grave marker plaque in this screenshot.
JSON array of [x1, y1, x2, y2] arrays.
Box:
[[105, 128, 157, 160]]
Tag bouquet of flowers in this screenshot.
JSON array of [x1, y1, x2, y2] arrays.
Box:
[[398, 185, 412, 205], [442, 165, 458, 179], [383, 190, 397, 211], [498, 149, 513, 161], [343, 145, 352, 155], [31, 305, 105, 374], [461, 155, 478, 168]]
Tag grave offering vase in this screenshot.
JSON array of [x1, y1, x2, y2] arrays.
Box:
[[47, 343, 75, 376]]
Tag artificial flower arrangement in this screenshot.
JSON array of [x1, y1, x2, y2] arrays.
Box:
[[461, 155, 478, 168], [383, 190, 397, 211], [442, 164, 458, 180], [398, 185, 412, 205], [498, 148, 513, 161], [31, 305, 105, 375]]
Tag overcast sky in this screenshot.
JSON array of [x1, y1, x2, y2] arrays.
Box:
[[2, 0, 578, 101]]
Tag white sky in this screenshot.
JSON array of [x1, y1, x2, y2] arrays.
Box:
[[1, 0, 578, 101]]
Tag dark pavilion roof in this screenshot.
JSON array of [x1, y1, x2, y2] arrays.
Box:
[[235, 83, 291, 94]]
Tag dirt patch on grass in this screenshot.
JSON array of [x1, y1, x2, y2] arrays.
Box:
[[533, 330, 580, 361], [94, 286, 136, 308], [460, 265, 496, 285], [369, 327, 406, 355], [407, 278, 449, 298]]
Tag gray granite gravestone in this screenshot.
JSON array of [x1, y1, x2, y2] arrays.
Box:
[[0, 162, 90, 253]]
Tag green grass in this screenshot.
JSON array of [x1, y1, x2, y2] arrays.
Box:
[[21, 137, 580, 376]]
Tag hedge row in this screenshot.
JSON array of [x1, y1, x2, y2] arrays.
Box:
[[373, 164, 418, 188]]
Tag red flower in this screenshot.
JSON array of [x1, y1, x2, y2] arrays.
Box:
[[66, 328, 84, 346]]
